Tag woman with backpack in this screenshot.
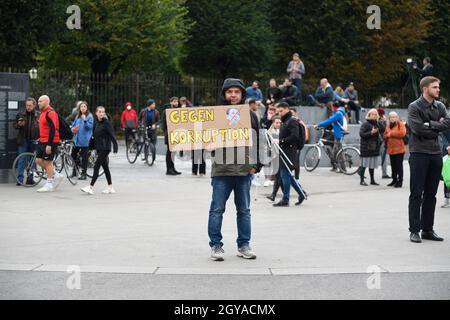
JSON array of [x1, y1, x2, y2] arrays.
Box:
[[70, 101, 94, 180], [358, 109, 383, 186], [81, 106, 118, 195], [383, 112, 406, 188]]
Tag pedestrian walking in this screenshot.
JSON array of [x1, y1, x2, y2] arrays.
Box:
[[383, 112, 406, 188], [35, 95, 63, 192], [81, 106, 118, 195], [407, 76, 450, 243], [358, 108, 383, 186], [70, 101, 94, 180], [273, 102, 306, 207]]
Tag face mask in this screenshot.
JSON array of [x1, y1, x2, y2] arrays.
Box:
[[127, 106, 131, 110]]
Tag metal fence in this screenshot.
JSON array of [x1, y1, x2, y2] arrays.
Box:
[[1, 67, 429, 131]]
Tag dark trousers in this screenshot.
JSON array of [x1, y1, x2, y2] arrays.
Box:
[[408, 153, 442, 233], [192, 149, 206, 175], [90, 150, 112, 186], [166, 146, 175, 171], [347, 101, 361, 123], [390, 153, 404, 183], [124, 128, 135, 144], [294, 150, 300, 179], [147, 128, 157, 144], [71, 146, 88, 173], [292, 78, 302, 102], [271, 174, 284, 197]]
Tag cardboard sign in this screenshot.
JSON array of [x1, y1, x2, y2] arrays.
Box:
[[166, 105, 253, 151]]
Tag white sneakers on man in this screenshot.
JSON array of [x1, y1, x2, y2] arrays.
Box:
[[37, 184, 54, 193], [80, 185, 94, 195]]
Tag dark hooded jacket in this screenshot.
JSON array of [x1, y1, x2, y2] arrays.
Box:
[[211, 78, 262, 177], [359, 119, 383, 157]]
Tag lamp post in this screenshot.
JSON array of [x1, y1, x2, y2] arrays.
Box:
[[28, 68, 37, 80]]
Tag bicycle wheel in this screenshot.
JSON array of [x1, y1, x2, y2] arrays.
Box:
[[63, 154, 79, 185], [146, 142, 156, 166], [303, 145, 321, 172], [12, 152, 44, 187], [337, 146, 361, 175], [86, 150, 105, 178], [126, 141, 139, 164]]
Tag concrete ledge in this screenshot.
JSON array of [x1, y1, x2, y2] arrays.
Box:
[[156, 267, 271, 275]]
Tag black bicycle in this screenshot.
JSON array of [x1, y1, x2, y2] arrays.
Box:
[[126, 125, 156, 166], [12, 140, 79, 187]]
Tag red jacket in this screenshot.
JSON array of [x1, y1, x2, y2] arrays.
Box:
[[121, 109, 138, 129], [39, 105, 60, 144]]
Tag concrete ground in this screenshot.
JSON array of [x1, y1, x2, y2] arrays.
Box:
[[0, 142, 449, 299]]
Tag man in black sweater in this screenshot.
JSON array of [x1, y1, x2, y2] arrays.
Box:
[[273, 102, 306, 207], [407, 76, 450, 243]]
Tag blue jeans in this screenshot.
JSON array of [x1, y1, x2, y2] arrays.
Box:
[[208, 175, 252, 248], [292, 78, 302, 101], [279, 166, 303, 202], [17, 140, 35, 183]]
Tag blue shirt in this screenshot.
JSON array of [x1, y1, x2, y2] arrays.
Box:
[[245, 87, 263, 101], [146, 109, 154, 125]]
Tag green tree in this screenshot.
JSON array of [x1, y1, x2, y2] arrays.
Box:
[[182, 0, 275, 79], [413, 0, 450, 95], [0, 0, 64, 68], [38, 0, 192, 75], [270, 0, 432, 94]]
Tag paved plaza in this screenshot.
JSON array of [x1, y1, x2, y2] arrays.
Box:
[[1, 143, 449, 299]]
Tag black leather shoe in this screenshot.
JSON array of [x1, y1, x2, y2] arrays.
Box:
[[394, 181, 402, 188], [166, 170, 177, 176], [360, 181, 368, 186], [174, 170, 182, 175], [273, 200, 289, 207], [387, 181, 397, 187], [25, 179, 35, 185], [78, 173, 87, 181], [410, 232, 422, 243], [370, 181, 380, 186], [266, 195, 276, 202], [421, 230, 444, 241], [295, 195, 305, 206]]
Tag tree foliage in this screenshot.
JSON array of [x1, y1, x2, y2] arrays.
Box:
[[181, 0, 275, 79], [0, 0, 64, 68], [38, 0, 192, 75], [269, 0, 433, 93]]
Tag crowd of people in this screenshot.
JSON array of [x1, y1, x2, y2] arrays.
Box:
[[12, 50, 448, 257]]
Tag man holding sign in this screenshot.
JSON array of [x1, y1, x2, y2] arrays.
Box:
[[208, 78, 262, 261]]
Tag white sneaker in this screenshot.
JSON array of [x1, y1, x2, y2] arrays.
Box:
[[80, 185, 94, 195], [210, 245, 225, 261], [441, 198, 450, 208], [237, 246, 257, 259], [53, 173, 63, 190], [102, 186, 116, 194], [37, 184, 54, 193], [263, 180, 271, 187]]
